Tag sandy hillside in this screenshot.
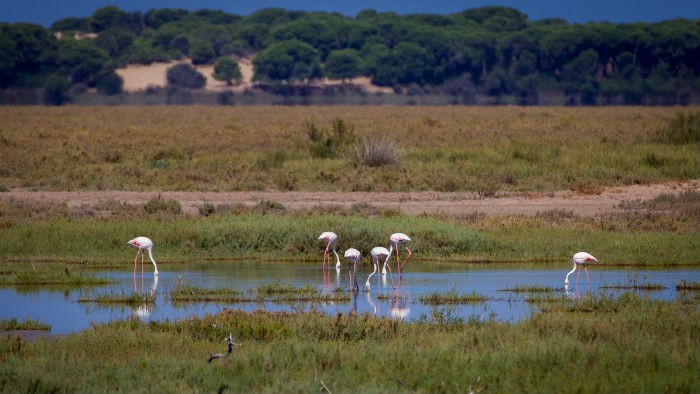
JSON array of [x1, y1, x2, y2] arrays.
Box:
[[115, 57, 391, 93]]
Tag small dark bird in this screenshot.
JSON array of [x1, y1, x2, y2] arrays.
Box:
[[208, 333, 242, 363]]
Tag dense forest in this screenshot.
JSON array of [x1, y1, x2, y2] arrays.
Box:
[[1, 5, 699, 105]]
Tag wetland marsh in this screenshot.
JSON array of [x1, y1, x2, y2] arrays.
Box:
[[0, 106, 698, 393]]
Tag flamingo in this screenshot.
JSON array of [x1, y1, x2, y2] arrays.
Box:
[[367, 246, 392, 291], [382, 233, 412, 276], [318, 232, 341, 269], [127, 236, 159, 276], [344, 248, 361, 292], [565, 252, 598, 285]]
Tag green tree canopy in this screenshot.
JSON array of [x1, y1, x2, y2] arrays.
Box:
[[213, 57, 242, 85], [166, 63, 206, 89], [253, 39, 321, 83], [324, 49, 365, 80]]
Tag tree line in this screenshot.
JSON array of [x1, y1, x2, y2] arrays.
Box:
[[1, 5, 699, 105]]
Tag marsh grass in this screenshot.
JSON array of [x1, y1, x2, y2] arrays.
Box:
[[1, 294, 698, 393], [419, 289, 488, 304], [500, 285, 555, 293], [171, 282, 251, 302], [0, 206, 697, 265], [600, 283, 667, 290], [78, 291, 156, 305], [0, 268, 114, 286], [0, 317, 51, 331], [676, 280, 700, 291]]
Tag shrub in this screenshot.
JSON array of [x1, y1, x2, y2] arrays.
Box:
[[655, 112, 700, 144], [351, 136, 401, 167], [306, 118, 357, 159], [143, 196, 182, 215], [166, 63, 206, 89]]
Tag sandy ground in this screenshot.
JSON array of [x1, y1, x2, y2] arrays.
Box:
[[115, 57, 393, 93], [3, 180, 698, 217]]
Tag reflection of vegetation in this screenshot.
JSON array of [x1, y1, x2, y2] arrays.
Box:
[[0, 317, 51, 331], [419, 289, 488, 305], [1, 293, 698, 393]]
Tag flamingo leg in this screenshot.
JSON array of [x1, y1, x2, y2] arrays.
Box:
[[576, 269, 581, 284], [323, 243, 331, 269], [395, 247, 401, 275], [141, 252, 145, 276], [584, 266, 590, 283], [133, 251, 140, 275], [399, 246, 412, 271]]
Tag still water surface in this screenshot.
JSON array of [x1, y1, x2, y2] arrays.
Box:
[[1, 261, 697, 333]]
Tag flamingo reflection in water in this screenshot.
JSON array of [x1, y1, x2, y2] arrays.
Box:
[[131, 275, 158, 320], [389, 292, 411, 320]]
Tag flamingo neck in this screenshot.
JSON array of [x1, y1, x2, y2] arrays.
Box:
[[332, 248, 340, 267], [148, 249, 159, 275], [383, 245, 394, 265], [565, 262, 576, 283], [366, 262, 378, 286]]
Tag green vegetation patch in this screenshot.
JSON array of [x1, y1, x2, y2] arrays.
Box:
[[419, 289, 488, 305], [0, 318, 51, 331]]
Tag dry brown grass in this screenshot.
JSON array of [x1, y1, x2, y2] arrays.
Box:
[[0, 106, 697, 192]]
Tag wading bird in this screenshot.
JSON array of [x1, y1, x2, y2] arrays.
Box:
[[208, 333, 242, 363], [565, 252, 598, 285], [383, 233, 412, 276], [344, 248, 361, 292], [318, 232, 341, 269], [367, 246, 392, 291], [127, 236, 159, 276]]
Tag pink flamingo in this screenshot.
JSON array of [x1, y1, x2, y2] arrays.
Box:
[[367, 246, 392, 291], [127, 236, 159, 276], [565, 252, 598, 285], [382, 233, 412, 276], [318, 232, 341, 269], [343, 248, 361, 292]]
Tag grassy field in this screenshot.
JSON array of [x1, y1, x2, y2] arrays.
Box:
[[0, 106, 698, 192], [1, 293, 698, 393]]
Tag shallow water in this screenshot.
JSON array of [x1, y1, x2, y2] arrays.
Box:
[[1, 261, 698, 333]]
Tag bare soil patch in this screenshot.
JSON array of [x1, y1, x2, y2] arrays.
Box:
[[3, 181, 698, 217]]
